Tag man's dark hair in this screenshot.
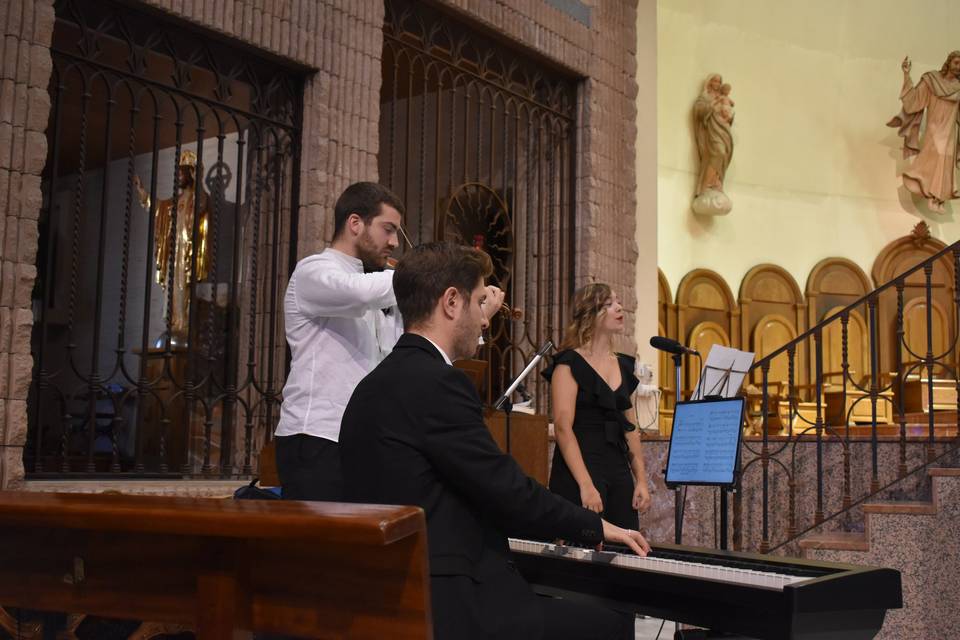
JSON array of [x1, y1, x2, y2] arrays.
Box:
[[394, 242, 493, 330], [333, 182, 405, 238]]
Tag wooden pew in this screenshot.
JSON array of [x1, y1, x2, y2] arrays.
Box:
[[0, 491, 431, 639]]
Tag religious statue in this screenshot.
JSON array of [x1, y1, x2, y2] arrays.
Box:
[[887, 51, 960, 213], [692, 74, 735, 216], [134, 150, 212, 342]]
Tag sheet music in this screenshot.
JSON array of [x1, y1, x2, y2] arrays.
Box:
[[693, 345, 755, 400], [665, 399, 743, 485]]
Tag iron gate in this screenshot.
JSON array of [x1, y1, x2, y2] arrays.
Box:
[[380, 0, 579, 407], [26, 0, 303, 477]]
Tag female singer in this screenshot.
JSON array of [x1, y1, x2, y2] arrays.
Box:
[[542, 283, 651, 529]]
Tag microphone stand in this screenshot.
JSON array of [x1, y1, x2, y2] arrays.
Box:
[[672, 352, 684, 545], [494, 340, 554, 454]]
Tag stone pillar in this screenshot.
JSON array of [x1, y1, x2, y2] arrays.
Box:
[[0, 0, 56, 489]]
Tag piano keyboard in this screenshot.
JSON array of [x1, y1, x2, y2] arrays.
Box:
[[508, 537, 902, 640], [509, 538, 811, 590]]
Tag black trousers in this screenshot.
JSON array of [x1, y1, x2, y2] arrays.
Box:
[[274, 434, 343, 501], [540, 595, 634, 640]]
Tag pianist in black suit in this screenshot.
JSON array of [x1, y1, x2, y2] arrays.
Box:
[[340, 242, 650, 640]]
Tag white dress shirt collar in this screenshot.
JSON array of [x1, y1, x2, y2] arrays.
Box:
[[421, 334, 453, 366]]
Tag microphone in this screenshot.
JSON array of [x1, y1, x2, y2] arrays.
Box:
[[649, 336, 700, 356]]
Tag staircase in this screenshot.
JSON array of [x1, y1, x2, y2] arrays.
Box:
[[799, 466, 960, 640]]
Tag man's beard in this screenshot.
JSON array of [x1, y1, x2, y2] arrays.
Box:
[[451, 322, 480, 361], [357, 231, 388, 272]]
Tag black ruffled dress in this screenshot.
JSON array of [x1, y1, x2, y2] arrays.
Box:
[[541, 349, 640, 529]]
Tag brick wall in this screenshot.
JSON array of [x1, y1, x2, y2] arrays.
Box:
[[0, 0, 639, 489]]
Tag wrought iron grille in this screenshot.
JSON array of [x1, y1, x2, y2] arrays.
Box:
[[735, 241, 960, 554], [25, 0, 304, 477], [380, 0, 579, 408]]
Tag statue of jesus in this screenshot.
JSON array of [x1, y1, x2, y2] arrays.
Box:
[[887, 52, 960, 213], [134, 150, 211, 342]]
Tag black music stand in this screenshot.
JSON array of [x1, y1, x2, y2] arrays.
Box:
[[671, 352, 683, 545], [665, 397, 746, 551], [693, 362, 751, 401]]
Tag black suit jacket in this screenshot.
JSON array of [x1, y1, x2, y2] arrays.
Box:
[[340, 333, 603, 639]]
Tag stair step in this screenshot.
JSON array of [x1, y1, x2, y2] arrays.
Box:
[[928, 467, 960, 477], [863, 501, 936, 515], [798, 532, 869, 552]]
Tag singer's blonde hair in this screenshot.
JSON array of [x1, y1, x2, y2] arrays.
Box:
[[559, 283, 613, 350]]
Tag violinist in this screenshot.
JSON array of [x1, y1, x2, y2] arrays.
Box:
[[274, 182, 504, 502], [274, 182, 406, 501]]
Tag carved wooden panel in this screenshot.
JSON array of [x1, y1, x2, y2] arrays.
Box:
[[740, 265, 805, 390], [751, 314, 797, 386], [686, 321, 731, 395], [657, 320, 675, 420], [872, 235, 956, 377], [821, 307, 868, 385], [677, 269, 738, 399], [902, 298, 949, 372], [658, 268, 676, 341], [657, 270, 677, 413], [806, 258, 872, 392]]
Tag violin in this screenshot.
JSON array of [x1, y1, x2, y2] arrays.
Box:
[[390, 224, 523, 320]]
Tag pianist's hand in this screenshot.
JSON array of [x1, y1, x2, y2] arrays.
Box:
[[600, 519, 651, 557]]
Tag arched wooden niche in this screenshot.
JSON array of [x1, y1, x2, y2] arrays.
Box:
[[676, 269, 738, 398], [751, 314, 797, 387], [872, 233, 955, 377], [902, 298, 950, 373], [739, 265, 805, 389], [806, 258, 872, 388], [821, 306, 868, 385], [687, 321, 731, 395], [658, 269, 675, 341], [806, 258, 871, 322], [657, 270, 677, 404]]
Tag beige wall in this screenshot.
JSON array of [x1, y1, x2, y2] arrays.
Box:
[[656, 0, 960, 299], [635, 0, 658, 374]]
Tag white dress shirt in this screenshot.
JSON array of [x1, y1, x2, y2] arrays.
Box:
[[275, 248, 404, 442]]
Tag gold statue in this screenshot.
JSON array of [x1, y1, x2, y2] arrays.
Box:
[[134, 150, 211, 340]]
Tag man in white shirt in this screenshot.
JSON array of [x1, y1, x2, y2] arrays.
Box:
[[274, 181, 505, 501], [273, 182, 407, 500]]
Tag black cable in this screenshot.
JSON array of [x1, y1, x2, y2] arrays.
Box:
[[654, 618, 666, 640]]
